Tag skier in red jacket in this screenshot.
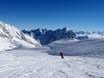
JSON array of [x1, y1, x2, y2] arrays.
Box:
[[59, 52, 64, 59]]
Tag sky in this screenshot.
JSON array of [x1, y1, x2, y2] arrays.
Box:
[[0, 0, 104, 31]]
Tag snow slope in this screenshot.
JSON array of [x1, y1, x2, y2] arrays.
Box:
[[0, 21, 41, 51], [0, 38, 103, 78], [0, 48, 104, 78], [49, 39, 104, 56]]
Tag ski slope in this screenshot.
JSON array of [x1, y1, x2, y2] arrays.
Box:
[[0, 48, 104, 78], [0, 39, 104, 78]]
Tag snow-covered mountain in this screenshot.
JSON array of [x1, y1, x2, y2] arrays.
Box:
[[0, 21, 41, 51]]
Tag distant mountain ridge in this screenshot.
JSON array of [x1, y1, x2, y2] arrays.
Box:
[[22, 27, 76, 45], [22, 28, 104, 45]]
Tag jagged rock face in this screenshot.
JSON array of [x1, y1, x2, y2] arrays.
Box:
[[0, 21, 41, 51]]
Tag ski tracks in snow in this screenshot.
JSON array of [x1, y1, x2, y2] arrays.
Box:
[[0, 54, 70, 78], [0, 52, 104, 78]]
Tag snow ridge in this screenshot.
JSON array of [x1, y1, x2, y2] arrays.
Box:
[[0, 21, 41, 51]]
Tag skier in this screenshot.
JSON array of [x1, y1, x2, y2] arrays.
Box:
[[59, 52, 64, 59]]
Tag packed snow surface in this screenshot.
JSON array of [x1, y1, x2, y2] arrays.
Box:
[[0, 21, 41, 51], [0, 48, 104, 78], [0, 39, 104, 78]]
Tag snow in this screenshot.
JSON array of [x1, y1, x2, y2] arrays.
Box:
[[0, 37, 17, 51], [49, 39, 104, 56], [52, 39, 79, 44], [0, 22, 104, 78], [76, 33, 87, 37], [0, 48, 104, 78], [0, 39, 104, 78], [0, 21, 41, 51]]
